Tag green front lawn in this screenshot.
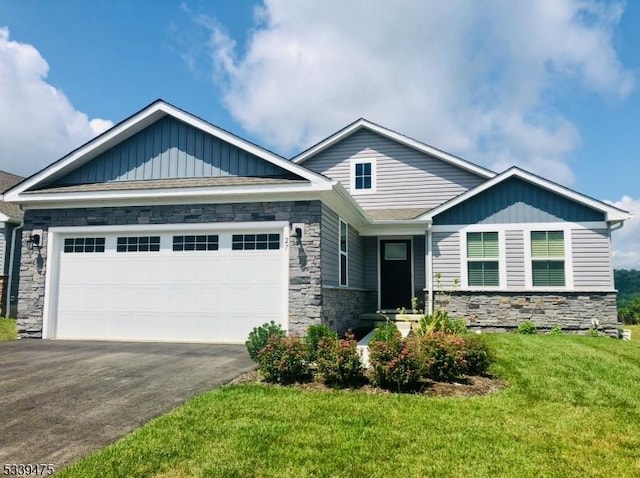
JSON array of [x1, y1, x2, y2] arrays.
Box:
[[0, 317, 16, 340], [60, 335, 640, 478]]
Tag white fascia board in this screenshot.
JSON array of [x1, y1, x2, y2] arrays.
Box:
[[4, 101, 332, 202], [422, 167, 631, 223], [319, 182, 370, 229], [293, 119, 495, 179], [360, 222, 430, 237], [0, 212, 9, 223], [14, 183, 331, 209]]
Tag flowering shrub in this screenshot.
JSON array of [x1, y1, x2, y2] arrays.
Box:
[[368, 337, 423, 391], [462, 334, 495, 376], [316, 332, 364, 387], [419, 332, 467, 382], [257, 335, 312, 384], [245, 321, 286, 362], [304, 324, 338, 362]]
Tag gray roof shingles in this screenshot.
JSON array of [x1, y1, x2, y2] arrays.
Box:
[[0, 171, 24, 221]]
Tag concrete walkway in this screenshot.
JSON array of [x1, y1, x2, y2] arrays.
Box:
[[0, 340, 254, 470]]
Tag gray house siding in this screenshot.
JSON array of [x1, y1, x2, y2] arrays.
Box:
[[413, 235, 426, 300], [505, 230, 526, 287], [433, 177, 606, 225], [432, 231, 460, 288], [572, 228, 613, 288], [0, 227, 6, 273], [49, 116, 294, 187], [301, 129, 484, 211]]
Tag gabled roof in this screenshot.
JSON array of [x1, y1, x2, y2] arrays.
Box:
[[4, 100, 332, 203], [0, 171, 24, 222], [422, 167, 630, 223], [292, 118, 496, 179]]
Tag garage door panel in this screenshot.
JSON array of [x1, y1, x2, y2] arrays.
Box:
[[53, 228, 287, 342]]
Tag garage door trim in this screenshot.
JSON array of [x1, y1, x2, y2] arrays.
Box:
[[42, 221, 290, 341]]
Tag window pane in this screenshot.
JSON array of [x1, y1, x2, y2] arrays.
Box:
[[468, 261, 499, 286], [385, 243, 407, 260], [548, 231, 565, 256], [355, 177, 363, 190], [532, 261, 565, 286], [531, 231, 548, 257], [363, 177, 371, 189], [548, 261, 565, 286], [363, 163, 371, 175], [467, 232, 483, 258], [483, 261, 499, 286], [482, 232, 499, 257], [340, 221, 347, 252], [340, 254, 348, 286], [468, 262, 484, 286]]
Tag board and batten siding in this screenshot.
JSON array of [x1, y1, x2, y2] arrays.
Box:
[[413, 235, 426, 296], [50, 116, 293, 186], [431, 231, 461, 288], [302, 129, 484, 210], [434, 177, 605, 225], [571, 228, 613, 288], [320, 205, 365, 289], [363, 237, 378, 291], [505, 230, 526, 287]]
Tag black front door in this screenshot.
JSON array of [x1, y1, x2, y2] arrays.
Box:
[[380, 239, 412, 310]]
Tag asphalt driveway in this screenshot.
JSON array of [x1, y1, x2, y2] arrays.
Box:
[[0, 340, 254, 471]]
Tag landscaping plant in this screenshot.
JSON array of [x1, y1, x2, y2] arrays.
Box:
[[419, 331, 468, 382], [370, 321, 401, 343], [304, 324, 338, 362], [245, 321, 286, 361], [257, 335, 312, 384], [517, 320, 537, 335], [368, 336, 423, 391], [316, 332, 364, 387], [461, 334, 495, 376]]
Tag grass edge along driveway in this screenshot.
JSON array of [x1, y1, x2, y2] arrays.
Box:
[[58, 334, 640, 478]]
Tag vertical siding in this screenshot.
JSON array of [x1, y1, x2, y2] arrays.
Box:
[[413, 235, 426, 296], [302, 129, 484, 210], [434, 177, 605, 225], [320, 204, 365, 289], [505, 230, 525, 287], [0, 228, 6, 274], [432, 231, 460, 288], [363, 237, 378, 291], [572, 228, 613, 288], [51, 116, 293, 186]]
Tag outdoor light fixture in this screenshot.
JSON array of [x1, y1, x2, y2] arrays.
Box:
[[27, 233, 42, 250]]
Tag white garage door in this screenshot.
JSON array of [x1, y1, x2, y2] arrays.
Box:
[[49, 225, 288, 343]]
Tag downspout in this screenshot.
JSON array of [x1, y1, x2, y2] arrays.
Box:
[[5, 223, 22, 317]]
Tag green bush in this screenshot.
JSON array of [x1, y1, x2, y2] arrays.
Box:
[[304, 324, 338, 362], [419, 332, 467, 382], [415, 309, 467, 336], [548, 324, 563, 336], [368, 337, 423, 391], [257, 335, 312, 384], [517, 321, 537, 335], [462, 334, 495, 376], [316, 332, 364, 388], [370, 321, 401, 343], [246, 321, 286, 361]]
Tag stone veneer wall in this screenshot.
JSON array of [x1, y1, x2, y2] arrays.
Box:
[[431, 291, 619, 336], [321, 287, 369, 334], [17, 201, 323, 338]]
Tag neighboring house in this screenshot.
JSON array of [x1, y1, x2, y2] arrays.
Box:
[[0, 171, 24, 317], [3, 100, 629, 341]]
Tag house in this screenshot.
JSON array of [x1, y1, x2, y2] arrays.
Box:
[[0, 171, 24, 317], [3, 100, 629, 341]]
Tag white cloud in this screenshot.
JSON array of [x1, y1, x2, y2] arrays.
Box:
[[0, 28, 112, 177], [607, 196, 640, 270], [195, 0, 633, 186]]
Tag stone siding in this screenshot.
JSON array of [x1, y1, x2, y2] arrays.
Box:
[[17, 201, 322, 338], [431, 291, 619, 336], [321, 287, 369, 334]]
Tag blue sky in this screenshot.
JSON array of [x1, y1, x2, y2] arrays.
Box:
[[1, 0, 639, 266]]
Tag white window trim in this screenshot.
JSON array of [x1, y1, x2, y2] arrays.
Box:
[[350, 157, 377, 195], [339, 217, 349, 287], [460, 229, 506, 290], [524, 227, 574, 289]]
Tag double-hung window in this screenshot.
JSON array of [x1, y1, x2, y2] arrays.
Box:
[[531, 231, 565, 286], [351, 159, 375, 193], [339, 219, 348, 286], [466, 232, 499, 287], [355, 162, 372, 190]]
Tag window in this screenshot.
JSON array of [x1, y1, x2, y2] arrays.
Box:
[[232, 234, 280, 250], [385, 243, 407, 260], [467, 232, 499, 286], [173, 235, 219, 251], [531, 231, 565, 286], [354, 162, 372, 190], [64, 237, 105, 253], [116, 236, 160, 252], [339, 219, 348, 286]]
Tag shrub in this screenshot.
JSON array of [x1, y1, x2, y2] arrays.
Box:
[[370, 321, 401, 343], [304, 324, 338, 362], [415, 309, 467, 336], [419, 332, 467, 382], [316, 332, 364, 387], [246, 321, 286, 362], [368, 337, 423, 391], [462, 334, 495, 376], [517, 321, 537, 335], [548, 324, 563, 336], [257, 335, 312, 384]]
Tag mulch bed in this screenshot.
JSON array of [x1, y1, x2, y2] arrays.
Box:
[[228, 368, 506, 397]]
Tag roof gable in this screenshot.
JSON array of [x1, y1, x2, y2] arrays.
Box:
[[292, 118, 496, 179], [426, 167, 629, 224], [0, 171, 24, 221]]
